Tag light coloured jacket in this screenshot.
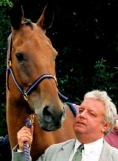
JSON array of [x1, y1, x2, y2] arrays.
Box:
[[12, 139, 118, 161]]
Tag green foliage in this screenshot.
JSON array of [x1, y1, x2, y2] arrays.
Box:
[[0, 5, 11, 136], [0, 0, 13, 7], [57, 61, 91, 105], [0, 103, 7, 135], [92, 59, 118, 107]]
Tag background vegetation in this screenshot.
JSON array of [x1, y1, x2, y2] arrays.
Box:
[[0, 0, 118, 136]]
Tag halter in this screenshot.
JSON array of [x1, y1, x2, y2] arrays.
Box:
[[7, 33, 68, 114]]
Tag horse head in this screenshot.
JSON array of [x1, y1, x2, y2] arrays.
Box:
[[7, 1, 66, 131]]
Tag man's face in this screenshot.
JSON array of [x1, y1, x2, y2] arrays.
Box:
[[73, 98, 109, 141]]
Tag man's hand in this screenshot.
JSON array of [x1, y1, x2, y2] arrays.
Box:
[[17, 126, 34, 151]]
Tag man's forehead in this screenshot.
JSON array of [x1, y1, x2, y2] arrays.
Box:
[[80, 98, 105, 109], [82, 98, 103, 104]]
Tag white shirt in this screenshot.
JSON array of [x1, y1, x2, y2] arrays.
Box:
[[69, 138, 103, 161]]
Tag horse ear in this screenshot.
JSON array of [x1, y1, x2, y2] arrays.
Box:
[[37, 3, 54, 30], [10, 1, 24, 30]]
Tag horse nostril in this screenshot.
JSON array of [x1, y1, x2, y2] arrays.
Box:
[[43, 106, 64, 122], [43, 106, 52, 117]]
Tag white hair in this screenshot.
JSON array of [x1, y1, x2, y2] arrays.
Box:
[[84, 90, 117, 135]]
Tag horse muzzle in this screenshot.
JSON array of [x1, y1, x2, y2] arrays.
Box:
[[37, 106, 65, 131]]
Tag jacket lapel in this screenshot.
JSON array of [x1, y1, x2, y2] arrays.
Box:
[[99, 140, 112, 161], [53, 139, 115, 161], [56, 139, 76, 161]]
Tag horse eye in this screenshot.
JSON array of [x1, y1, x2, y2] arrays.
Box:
[[16, 53, 24, 62]]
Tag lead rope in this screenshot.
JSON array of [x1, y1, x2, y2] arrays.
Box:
[[24, 115, 34, 161]]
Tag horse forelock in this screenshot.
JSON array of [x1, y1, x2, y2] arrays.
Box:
[[22, 18, 33, 30]]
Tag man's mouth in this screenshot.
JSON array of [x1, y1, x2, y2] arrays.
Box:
[[77, 121, 85, 125]]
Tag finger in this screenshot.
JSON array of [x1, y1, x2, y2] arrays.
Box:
[[17, 129, 32, 143], [30, 126, 34, 136], [18, 126, 32, 135]]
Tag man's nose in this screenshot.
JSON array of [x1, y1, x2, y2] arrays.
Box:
[[79, 110, 86, 117]]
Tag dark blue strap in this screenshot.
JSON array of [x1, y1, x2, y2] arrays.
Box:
[[65, 102, 78, 117]]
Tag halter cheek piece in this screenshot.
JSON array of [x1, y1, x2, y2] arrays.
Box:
[[7, 33, 68, 114]]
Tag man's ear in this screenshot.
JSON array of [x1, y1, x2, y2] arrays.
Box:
[[102, 123, 111, 133]]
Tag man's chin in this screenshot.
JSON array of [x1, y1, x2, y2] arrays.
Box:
[[74, 125, 85, 133]]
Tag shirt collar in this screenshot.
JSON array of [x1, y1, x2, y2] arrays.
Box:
[[74, 138, 104, 154]]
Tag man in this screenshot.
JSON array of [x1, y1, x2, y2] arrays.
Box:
[[12, 90, 118, 161], [105, 114, 118, 148]]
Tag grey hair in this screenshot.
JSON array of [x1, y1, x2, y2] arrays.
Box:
[[84, 90, 117, 135]]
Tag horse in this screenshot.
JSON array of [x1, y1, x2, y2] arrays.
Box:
[[6, 1, 76, 161]]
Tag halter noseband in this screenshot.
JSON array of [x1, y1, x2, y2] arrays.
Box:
[[7, 33, 68, 113]]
